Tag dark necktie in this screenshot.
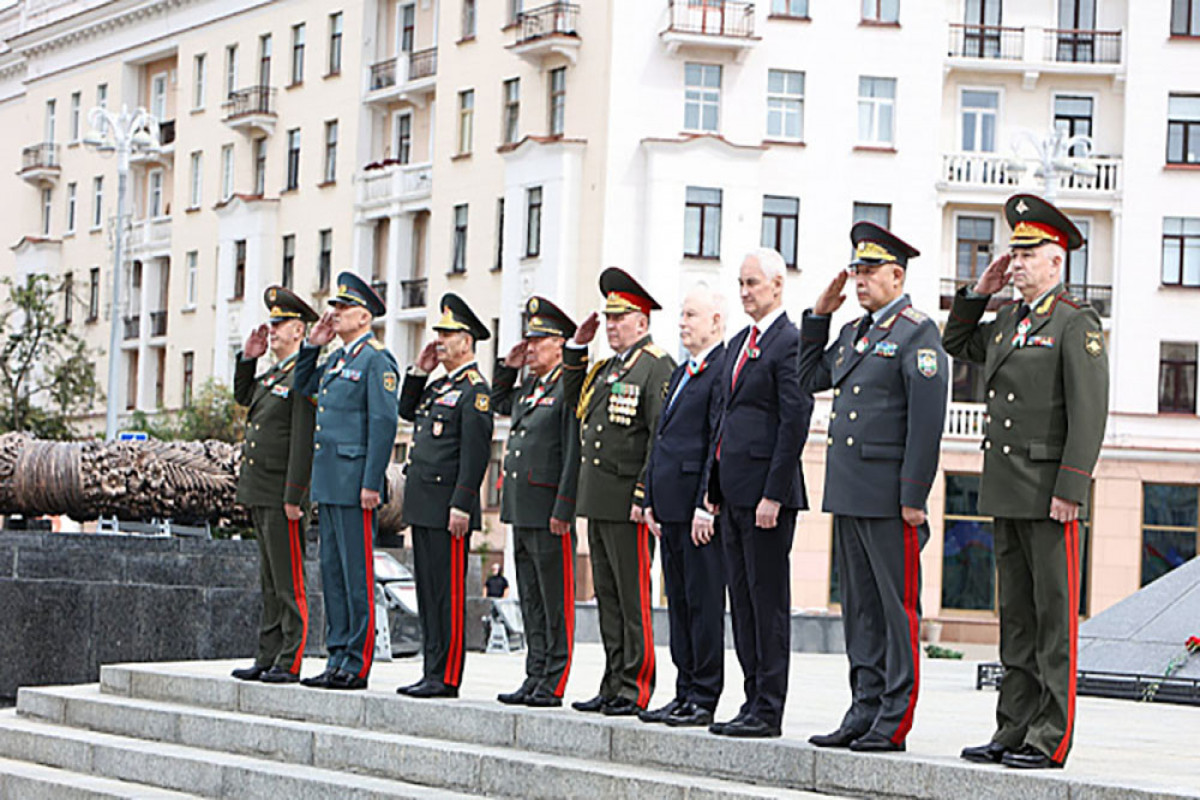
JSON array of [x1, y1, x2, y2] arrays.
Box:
[[855, 315, 873, 342], [1016, 303, 1031, 323]]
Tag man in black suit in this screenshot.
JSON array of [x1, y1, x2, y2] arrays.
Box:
[[640, 286, 728, 728], [705, 248, 813, 738]]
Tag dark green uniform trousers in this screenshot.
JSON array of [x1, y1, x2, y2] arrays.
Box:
[[588, 520, 655, 706], [514, 526, 577, 698], [318, 504, 377, 679], [993, 517, 1082, 765], [412, 526, 469, 688], [250, 506, 309, 674]]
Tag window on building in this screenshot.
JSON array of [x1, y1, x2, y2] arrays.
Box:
[[1054, 95, 1093, 156], [253, 137, 267, 195], [766, 69, 804, 141], [221, 144, 235, 200], [458, 90, 474, 154], [684, 63, 721, 133], [858, 76, 896, 145], [318, 229, 333, 290], [1160, 342, 1198, 414], [401, 4, 415, 52], [494, 197, 505, 271], [684, 187, 722, 259], [63, 272, 74, 324], [126, 351, 138, 410], [87, 267, 100, 322], [525, 186, 542, 258], [281, 234, 296, 289], [452, 204, 469, 274], [225, 44, 238, 97], [97, 83, 108, 110], [233, 239, 247, 299], [182, 352, 195, 407], [193, 53, 207, 110], [286, 129, 300, 190], [148, 169, 164, 218], [548, 67, 566, 136], [1141, 483, 1199, 586], [462, 0, 476, 38], [1162, 217, 1200, 287], [150, 73, 167, 121], [291, 23, 305, 84], [41, 187, 52, 236], [92, 176, 104, 228], [328, 12, 344, 75], [395, 113, 412, 164], [66, 182, 77, 234], [963, 0, 1003, 56], [943, 474, 995, 610], [185, 250, 198, 307], [761, 195, 799, 269], [1168, 94, 1200, 165], [772, 0, 809, 17], [955, 216, 995, 283], [852, 201, 891, 228], [503, 78, 520, 145], [862, 0, 899, 23], [961, 89, 998, 152], [258, 33, 272, 86], [189, 152, 203, 208], [324, 120, 338, 184], [1067, 218, 1090, 286], [70, 92, 81, 141], [1173, 0, 1200, 35], [44, 99, 56, 144]]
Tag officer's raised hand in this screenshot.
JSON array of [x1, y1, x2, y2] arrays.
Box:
[[504, 340, 529, 369], [244, 324, 269, 359], [814, 271, 849, 316], [973, 252, 1014, 296], [308, 310, 337, 347], [573, 311, 600, 346], [416, 341, 439, 373]]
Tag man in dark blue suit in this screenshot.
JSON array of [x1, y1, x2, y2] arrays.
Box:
[[640, 286, 728, 728], [705, 248, 813, 738]]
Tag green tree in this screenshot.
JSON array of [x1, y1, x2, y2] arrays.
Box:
[[0, 274, 98, 439], [128, 378, 245, 443]]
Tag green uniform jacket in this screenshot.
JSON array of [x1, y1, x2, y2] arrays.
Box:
[[492, 363, 580, 527], [943, 284, 1109, 519], [233, 351, 316, 507], [562, 336, 675, 521], [398, 362, 494, 531]]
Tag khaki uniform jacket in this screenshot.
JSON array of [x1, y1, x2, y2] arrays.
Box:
[[562, 336, 675, 521], [233, 351, 316, 507], [943, 284, 1109, 519]]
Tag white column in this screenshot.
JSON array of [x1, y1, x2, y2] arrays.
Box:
[[352, 220, 375, 280]]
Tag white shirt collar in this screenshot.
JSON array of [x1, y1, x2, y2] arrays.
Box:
[[871, 294, 908, 325], [748, 305, 784, 339], [688, 341, 720, 367]]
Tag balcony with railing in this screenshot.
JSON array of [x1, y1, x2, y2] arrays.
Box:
[[1064, 283, 1113, 318], [939, 277, 1017, 312], [508, 2, 581, 64], [365, 47, 437, 105], [938, 153, 1122, 202], [401, 278, 428, 309], [1045, 28, 1121, 64], [222, 86, 277, 136], [946, 23, 1123, 83], [939, 277, 1113, 318], [128, 216, 173, 257], [19, 143, 61, 186], [131, 119, 176, 166], [149, 310, 168, 338], [356, 162, 433, 214], [948, 24, 1024, 60], [661, 0, 759, 59], [944, 402, 987, 439]]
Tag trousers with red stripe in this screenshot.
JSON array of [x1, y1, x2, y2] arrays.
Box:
[[993, 517, 1081, 764], [513, 526, 577, 697], [411, 526, 469, 688], [317, 503, 376, 679], [833, 515, 927, 744], [588, 520, 655, 706], [249, 506, 310, 674]]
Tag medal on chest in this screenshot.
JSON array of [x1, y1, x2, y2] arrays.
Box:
[[854, 336, 870, 354], [608, 381, 640, 426], [1011, 317, 1031, 349]]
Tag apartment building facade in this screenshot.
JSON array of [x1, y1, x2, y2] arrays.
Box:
[[2, 0, 1198, 638]]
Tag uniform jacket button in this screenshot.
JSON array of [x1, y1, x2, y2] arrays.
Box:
[[834, 388, 841, 397], [846, 436, 855, 446], [849, 411, 858, 421], [514, 450, 521, 457], [595, 442, 601, 449], [1004, 419, 1012, 428], [988, 389, 996, 399], [315, 424, 322, 432], [593, 458, 600, 465], [853, 386, 861, 395], [830, 411, 837, 419], [314, 443, 321, 450], [1003, 445, 1011, 454], [319, 406, 325, 413], [984, 440, 992, 450], [1007, 393, 1015, 402], [827, 436, 834, 446]]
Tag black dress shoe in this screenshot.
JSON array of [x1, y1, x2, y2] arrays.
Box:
[[1001, 744, 1062, 770], [665, 703, 713, 728], [300, 668, 336, 688], [326, 669, 368, 690], [497, 685, 533, 705], [231, 664, 268, 681], [571, 694, 611, 713], [849, 731, 905, 753], [406, 681, 459, 699], [715, 715, 781, 738], [524, 690, 563, 708], [960, 741, 1010, 764], [259, 666, 300, 684], [638, 698, 685, 723], [601, 697, 642, 717], [397, 679, 429, 696], [708, 712, 748, 735], [808, 727, 865, 748]]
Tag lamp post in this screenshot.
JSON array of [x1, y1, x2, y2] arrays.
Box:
[[1005, 127, 1095, 203], [82, 105, 161, 441]]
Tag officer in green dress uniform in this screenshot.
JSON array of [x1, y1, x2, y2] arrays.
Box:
[[563, 268, 676, 717], [397, 293, 494, 699], [946, 195, 1109, 770], [230, 286, 318, 684], [294, 272, 400, 691], [493, 297, 581, 708]]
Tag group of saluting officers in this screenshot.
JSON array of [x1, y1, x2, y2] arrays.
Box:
[[229, 191, 1108, 771]]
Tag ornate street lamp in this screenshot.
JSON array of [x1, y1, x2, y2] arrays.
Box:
[[1005, 127, 1096, 203], [82, 106, 161, 441]]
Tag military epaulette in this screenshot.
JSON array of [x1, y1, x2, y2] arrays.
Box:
[[465, 369, 484, 386], [899, 307, 928, 325], [368, 339, 385, 350], [640, 342, 668, 359], [1058, 292, 1083, 309], [1034, 293, 1058, 316]]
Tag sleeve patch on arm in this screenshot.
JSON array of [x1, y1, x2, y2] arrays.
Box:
[[1085, 330, 1104, 357], [383, 372, 397, 392], [917, 349, 938, 378], [475, 393, 491, 412]]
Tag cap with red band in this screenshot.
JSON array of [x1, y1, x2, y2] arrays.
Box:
[[1005, 194, 1084, 251], [599, 267, 661, 315]]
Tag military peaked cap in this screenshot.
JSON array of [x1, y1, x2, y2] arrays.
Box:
[[434, 293, 491, 340], [1005, 194, 1085, 251], [849, 222, 921, 269], [329, 271, 386, 317], [523, 296, 577, 339], [264, 285, 319, 323], [599, 267, 661, 315]]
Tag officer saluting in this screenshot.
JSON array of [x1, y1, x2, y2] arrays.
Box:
[[946, 194, 1109, 770], [398, 294, 494, 699], [563, 268, 675, 717], [294, 272, 399, 691], [493, 297, 580, 708], [799, 223, 948, 752], [230, 286, 318, 684]]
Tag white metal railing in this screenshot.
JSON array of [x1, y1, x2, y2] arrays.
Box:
[[359, 162, 433, 205], [945, 402, 986, 438], [941, 153, 1121, 194]]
